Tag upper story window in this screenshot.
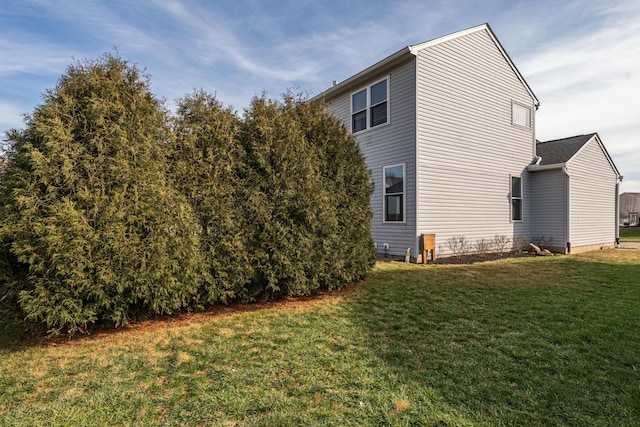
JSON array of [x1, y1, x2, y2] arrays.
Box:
[[352, 78, 388, 133], [512, 102, 532, 128], [511, 175, 523, 221]]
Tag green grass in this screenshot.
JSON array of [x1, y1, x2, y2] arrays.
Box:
[[620, 226, 640, 241], [1, 249, 639, 426]]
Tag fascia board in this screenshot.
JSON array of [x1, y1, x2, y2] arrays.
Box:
[[314, 23, 540, 109], [527, 163, 565, 172], [312, 47, 412, 102], [565, 133, 621, 178], [410, 23, 540, 108]]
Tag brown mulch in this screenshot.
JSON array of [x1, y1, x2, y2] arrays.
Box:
[[429, 251, 538, 265], [377, 251, 539, 265]]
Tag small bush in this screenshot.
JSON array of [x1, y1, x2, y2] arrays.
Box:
[[492, 235, 511, 252], [474, 238, 493, 254], [532, 236, 554, 249], [446, 236, 471, 256], [512, 235, 529, 252]]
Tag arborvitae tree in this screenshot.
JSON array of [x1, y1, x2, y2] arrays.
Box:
[[291, 98, 376, 285], [0, 54, 204, 333], [240, 94, 375, 298], [170, 90, 252, 303]]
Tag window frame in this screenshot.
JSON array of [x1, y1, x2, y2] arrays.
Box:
[[383, 163, 406, 224], [511, 101, 532, 128], [350, 76, 390, 134], [510, 175, 523, 222]]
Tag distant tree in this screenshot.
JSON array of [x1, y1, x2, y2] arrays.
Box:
[[240, 94, 375, 298], [0, 54, 204, 333], [170, 90, 252, 303]]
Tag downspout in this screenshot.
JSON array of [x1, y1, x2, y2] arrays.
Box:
[[563, 165, 571, 253], [615, 176, 623, 247], [413, 56, 420, 262], [529, 157, 542, 242]]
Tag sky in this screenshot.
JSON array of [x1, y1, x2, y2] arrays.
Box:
[[1, 0, 639, 193]]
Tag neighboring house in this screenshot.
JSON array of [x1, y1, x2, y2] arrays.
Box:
[[620, 192, 640, 226], [530, 134, 621, 253], [314, 23, 621, 258]]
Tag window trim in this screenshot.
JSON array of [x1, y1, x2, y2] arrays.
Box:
[[511, 101, 532, 128], [383, 163, 406, 224], [510, 175, 523, 222], [350, 76, 390, 134]]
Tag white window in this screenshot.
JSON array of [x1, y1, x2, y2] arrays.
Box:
[[384, 164, 404, 222], [512, 102, 531, 128], [351, 78, 388, 133], [511, 175, 523, 221]]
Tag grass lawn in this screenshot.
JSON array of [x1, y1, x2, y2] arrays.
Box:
[[620, 226, 640, 242], [1, 249, 639, 426]]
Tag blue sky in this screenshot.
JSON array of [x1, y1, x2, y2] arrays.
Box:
[[1, 0, 639, 192]]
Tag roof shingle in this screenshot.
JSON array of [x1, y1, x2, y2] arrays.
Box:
[[535, 134, 596, 165]]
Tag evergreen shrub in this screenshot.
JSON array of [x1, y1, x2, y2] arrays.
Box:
[[170, 90, 252, 303], [0, 57, 375, 334], [0, 54, 205, 333], [241, 94, 375, 298]]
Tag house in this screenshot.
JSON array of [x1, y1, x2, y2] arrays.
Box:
[[314, 23, 621, 258], [530, 134, 621, 253], [620, 192, 640, 226]]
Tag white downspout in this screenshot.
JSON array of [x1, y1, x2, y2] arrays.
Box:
[[615, 176, 623, 247], [413, 56, 420, 263], [563, 165, 571, 253]]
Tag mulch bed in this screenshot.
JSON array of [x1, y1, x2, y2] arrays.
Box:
[[429, 251, 538, 265], [377, 251, 540, 265]]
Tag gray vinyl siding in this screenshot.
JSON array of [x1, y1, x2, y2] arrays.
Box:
[[326, 59, 417, 256], [531, 169, 567, 249], [567, 139, 618, 247], [415, 28, 536, 254]]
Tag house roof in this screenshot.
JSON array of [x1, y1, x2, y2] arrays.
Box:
[[535, 134, 595, 165], [620, 192, 640, 198], [533, 133, 621, 178], [312, 23, 539, 106]]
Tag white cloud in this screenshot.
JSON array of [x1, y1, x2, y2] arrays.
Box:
[[0, 102, 26, 132], [515, 3, 640, 191], [25, 0, 166, 51], [1, 0, 639, 190], [0, 40, 75, 77]]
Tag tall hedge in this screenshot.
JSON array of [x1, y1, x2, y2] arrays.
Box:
[[241, 94, 375, 298], [0, 55, 375, 334], [0, 54, 204, 333], [170, 90, 252, 303], [290, 97, 376, 284]]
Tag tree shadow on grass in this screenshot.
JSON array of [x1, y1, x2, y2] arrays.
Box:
[[347, 255, 640, 425], [0, 306, 24, 350]]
